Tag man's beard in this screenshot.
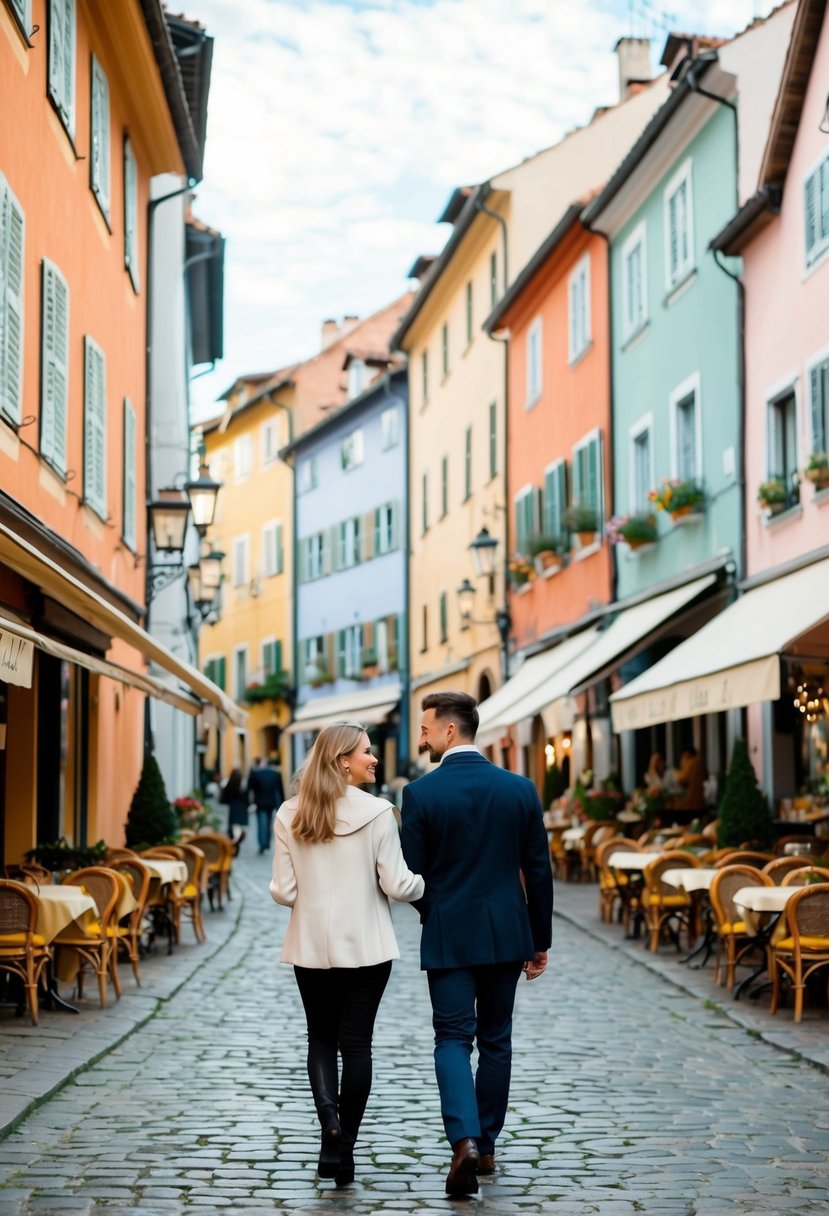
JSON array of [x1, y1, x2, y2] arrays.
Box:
[[418, 741, 442, 762]]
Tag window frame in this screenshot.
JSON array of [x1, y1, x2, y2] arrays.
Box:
[[465, 280, 473, 347], [123, 135, 139, 292], [122, 397, 137, 550], [262, 519, 284, 577], [233, 643, 249, 700], [233, 433, 253, 482], [261, 418, 280, 465], [47, 0, 76, 139], [441, 322, 449, 380], [341, 427, 365, 471], [440, 454, 448, 518], [89, 54, 110, 222], [668, 372, 702, 483], [628, 412, 654, 514], [463, 426, 472, 501], [804, 148, 829, 272], [439, 591, 448, 643], [567, 253, 591, 364], [261, 637, 282, 679], [514, 483, 540, 556], [421, 348, 429, 407], [488, 401, 497, 480], [621, 220, 648, 343], [40, 256, 69, 474], [380, 405, 400, 450], [806, 342, 829, 457], [83, 335, 107, 519], [232, 534, 251, 588], [663, 158, 695, 292], [489, 251, 498, 309], [298, 455, 318, 494], [542, 458, 568, 540], [765, 376, 800, 499], [0, 172, 25, 426], [526, 315, 542, 408]]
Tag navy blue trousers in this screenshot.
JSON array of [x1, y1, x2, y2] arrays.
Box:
[[427, 961, 524, 1153]]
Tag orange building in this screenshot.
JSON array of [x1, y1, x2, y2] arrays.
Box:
[[0, 1, 229, 864], [479, 209, 614, 787]]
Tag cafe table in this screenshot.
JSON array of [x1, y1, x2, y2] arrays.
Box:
[[562, 825, 588, 850], [26, 885, 98, 1012], [606, 852, 662, 940], [663, 868, 718, 966], [607, 851, 662, 870], [732, 885, 799, 938], [141, 858, 187, 885]]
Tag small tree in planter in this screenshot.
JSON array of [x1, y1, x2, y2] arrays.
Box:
[[125, 752, 178, 849], [717, 739, 774, 849]]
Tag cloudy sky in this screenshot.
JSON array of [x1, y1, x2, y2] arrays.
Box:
[[189, 0, 768, 417]]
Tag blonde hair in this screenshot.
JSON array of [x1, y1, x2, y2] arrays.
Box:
[[292, 722, 367, 843]]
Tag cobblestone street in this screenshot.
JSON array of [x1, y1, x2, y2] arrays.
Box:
[[1, 849, 828, 1215]]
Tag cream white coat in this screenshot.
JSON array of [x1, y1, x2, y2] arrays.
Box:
[[269, 786, 424, 968]]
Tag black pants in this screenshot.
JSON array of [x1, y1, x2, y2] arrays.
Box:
[[294, 961, 392, 1147]]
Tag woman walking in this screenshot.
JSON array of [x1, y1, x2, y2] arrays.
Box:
[[270, 723, 423, 1186], [219, 767, 249, 847]]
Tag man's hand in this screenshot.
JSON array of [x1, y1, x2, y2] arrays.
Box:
[[523, 951, 548, 981]]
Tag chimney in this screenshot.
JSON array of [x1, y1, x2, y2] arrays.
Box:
[[615, 36, 651, 102], [321, 319, 340, 350]]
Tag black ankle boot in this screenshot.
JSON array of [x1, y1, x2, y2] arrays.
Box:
[[317, 1111, 342, 1178], [335, 1147, 354, 1187]]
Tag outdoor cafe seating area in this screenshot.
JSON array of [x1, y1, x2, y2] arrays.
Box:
[[0, 830, 237, 1026], [545, 809, 829, 1025]]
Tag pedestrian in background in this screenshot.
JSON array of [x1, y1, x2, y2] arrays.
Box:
[[220, 767, 248, 848], [401, 691, 553, 1198], [270, 722, 423, 1186], [248, 754, 285, 854]]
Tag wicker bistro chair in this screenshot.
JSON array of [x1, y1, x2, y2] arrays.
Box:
[[709, 865, 774, 989], [780, 865, 829, 887], [105, 848, 140, 864], [58, 868, 120, 1007], [713, 851, 776, 869], [595, 837, 640, 926], [769, 883, 829, 1023], [763, 856, 817, 884], [140, 846, 185, 860], [4, 863, 53, 887], [0, 881, 51, 1025], [189, 833, 234, 910], [581, 822, 619, 884], [109, 859, 151, 985], [168, 844, 207, 944], [642, 851, 701, 953]]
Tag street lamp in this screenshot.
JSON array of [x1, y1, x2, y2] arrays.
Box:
[[469, 526, 499, 578], [145, 466, 222, 601], [460, 528, 512, 677], [147, 488, 191, 553], [184, 461, 222, 535]]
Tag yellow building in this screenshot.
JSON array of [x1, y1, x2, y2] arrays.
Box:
[[395, 53, 669, 761]]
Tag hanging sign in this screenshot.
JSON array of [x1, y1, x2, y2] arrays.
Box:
[[0, 629, 34, 688]]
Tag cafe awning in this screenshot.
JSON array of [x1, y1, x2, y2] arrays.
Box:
[[609, 558, 829, 731], [479, 574, 717, 744], [0, 519, 245, 726], [285, 683, 401, 736]]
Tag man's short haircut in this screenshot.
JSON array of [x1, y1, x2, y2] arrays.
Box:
[[422, 691, 479, 739]]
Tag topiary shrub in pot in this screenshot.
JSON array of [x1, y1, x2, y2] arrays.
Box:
[[125, 751, 178, 849], [717, 739, 774, 849]]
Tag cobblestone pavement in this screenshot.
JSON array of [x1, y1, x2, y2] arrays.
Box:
[[1, 850, 828, 1215]]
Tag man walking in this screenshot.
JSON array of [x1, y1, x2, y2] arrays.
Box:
[[247, 754, 285, 855], [401, 691, 553, 1197]]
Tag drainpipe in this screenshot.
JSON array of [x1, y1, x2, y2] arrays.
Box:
[[400, 373, 411, 772], [265, 395, 297, 760], [476, 192, 511, 681]]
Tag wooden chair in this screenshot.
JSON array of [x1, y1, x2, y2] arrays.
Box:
[[4, 863, 52, 887], [780, 865, 829, 887], [58, 867, 120, 1008], [189, 833, 234, 909], [109, 858, 151, 985], [105, 848, 140, 864], [140, 846, 185, 860], [709, 865, 773, 989], [0, 880, 51, 1025], [168, 844, 207, 944], [762, 856, 816, 884], [702, 818, 720, 841], [769, 883, 829, 1022], [713, 851, 776, 869], [595, 837, 639, 925], [642, 851, 700, 953], [582, 822, 618, 883]]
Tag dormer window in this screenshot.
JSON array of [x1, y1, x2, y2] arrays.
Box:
[[347, 358, 366, 400]]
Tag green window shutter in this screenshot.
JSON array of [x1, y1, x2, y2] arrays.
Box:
[[587, 435, 601, 519], [11, 1, 30, 28], [90, 56, 110, 218], [0, 177, 25, 424], [274, 639, 283, 674], [805, 170, 818, 263], [810, 362, 827, 455], [441, 455, 448, 515], [275, 522, 284, 574], [217, 657, 226, 691], [389, 500, 400, 550], [439, 591, 448, 642], [464, 427, 472, 500], [83, 336, 106, 518], [543, 463, 568, 539], [422, 472, 428, 534], [49, 0, 75, 133], [488, 401, 497, 478], [373, 507, 381, 555], [40, 258, 69, 472], [123, 398, 136, 548], [124, 137, 139, 291]]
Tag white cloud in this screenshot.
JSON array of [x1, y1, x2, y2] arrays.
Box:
[[190, 0, 764, 410]]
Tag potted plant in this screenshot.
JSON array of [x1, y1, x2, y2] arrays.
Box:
[[563, 503, 599, 547], [803, 451, 829, 490], [25, 838, 106, 877], [757, 476, 788, 514], [309, 664, 333, 689], [361, 647, 380, 678], [606, 513, 658, 551], [648, 478, 705, 522], [244, 672, 293, 704], [527, 533, 566, 575], [509, 564, 533, 592], [717, 739, 774, 848], [124, 752, 178, 849]]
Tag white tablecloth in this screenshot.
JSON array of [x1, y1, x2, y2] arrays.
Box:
[[562, 826, 587, 849], [662, 867, 716, 893], [733, 885, 798, 936], [607, 851, 661, 871], [141, 859, 187, 885]]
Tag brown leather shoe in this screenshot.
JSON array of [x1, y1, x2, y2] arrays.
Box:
[[477, 1153, 496, 1174], [445, 1138, 480, 1197]]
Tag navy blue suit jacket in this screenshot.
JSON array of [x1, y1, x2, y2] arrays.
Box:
[[400, 752, 553, 970]]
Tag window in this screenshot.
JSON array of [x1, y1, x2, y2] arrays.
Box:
[[233, 645, 249, 699], [804, 150, 829, 269], [262, 520, 284, 576], [465, 280, 473, 346], [380, 406, 400, 450], [262, 638, 283, 678], [304, 635, 324, 680], [83, 336, 106, 518], [122, 398, 136, 549], [526, 316, 542, 407], [303, 531, 325, 581], [204, 655, 226, 691], [441, 455, 448, 518], [123, 137, 139, 291], [421, 471, 429, 535], [341, 427, 364, 470], [489, 251, 498, 308], [0, 173, 25, 424], [40, 258, 69, 472], [233, 434, 252, 481], [338, 624, 363, 678], [622, 221, 648, 340], [375, 618, 389, 672], [514, 485, 540, 555], [232, 535, 250, 587], [543, 460, 568, 540], [670, 374, 701, 482], [338, 516, 361, 568], [48, 0, 75, 136], [299, 455, 318, 494], [572, 428, 603, 525], [347, 358, 366, 400], [628, 416, 653, 513], [568, 255, 591, 363], [663, 159, 694, 290], [767, 387, 798, 503], [261, 419, 279, 464], [89, 56, 110, 219], [808, 350, 829, 456], [464, 426, 472, 500], [421, 604, 428, 652], [374, 501, 399, 554], [441, 323, 449, 379], [421, 348, 429, 406], [439, 592, 448, 643], [488, 401, 497, 479]]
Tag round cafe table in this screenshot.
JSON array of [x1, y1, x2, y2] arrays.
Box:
[[33, 884, 97, 941], [732, 885, 799, 937]]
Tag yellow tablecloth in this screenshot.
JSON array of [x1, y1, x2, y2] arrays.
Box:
[[33, 885, 97, 943], [141, 859, 187, 885]]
